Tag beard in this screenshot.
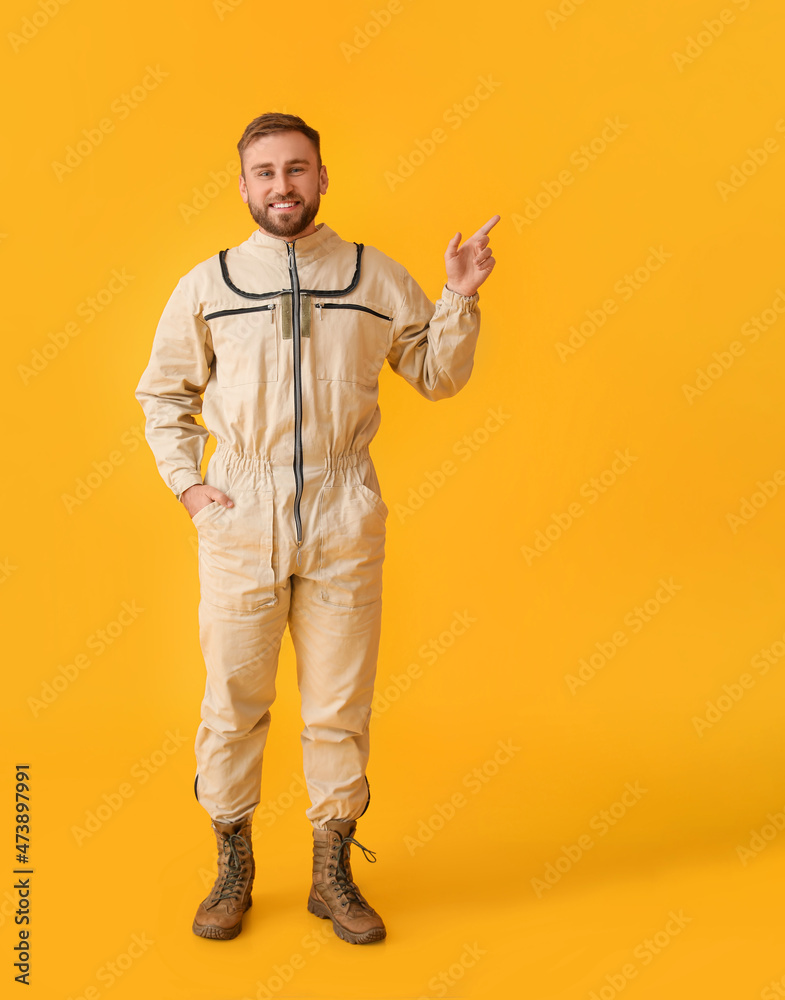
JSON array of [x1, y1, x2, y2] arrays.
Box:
[[247, 189, 321, 238]]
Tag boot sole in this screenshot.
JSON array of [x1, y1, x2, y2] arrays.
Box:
[[307, 895, 386, 945], [192, 897, 252, 940]]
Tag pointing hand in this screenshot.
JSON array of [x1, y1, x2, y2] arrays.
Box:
[[445, 214, 500, 297]]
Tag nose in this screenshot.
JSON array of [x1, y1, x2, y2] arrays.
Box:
[[272, 181, 295, 199]]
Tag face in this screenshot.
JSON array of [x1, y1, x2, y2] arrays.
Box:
[[238, 130, 328, 240]]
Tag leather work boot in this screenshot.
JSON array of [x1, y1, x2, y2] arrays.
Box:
[[307, 819, 386, 944], [192, 815, 255, 940]]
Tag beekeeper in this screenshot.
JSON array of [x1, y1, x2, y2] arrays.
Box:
[[135, 112, 498, 945]]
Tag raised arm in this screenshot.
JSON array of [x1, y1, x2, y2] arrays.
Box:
[[386, 216, 500, 401]]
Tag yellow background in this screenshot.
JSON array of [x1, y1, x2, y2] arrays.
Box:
[[3, 0, 785, 996]]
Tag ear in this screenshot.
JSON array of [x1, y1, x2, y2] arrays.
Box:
[[319, 164, 329, 195], [238, 172, 249, 204]]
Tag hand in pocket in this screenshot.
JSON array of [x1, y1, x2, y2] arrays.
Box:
[[182, 484, 234, 520]]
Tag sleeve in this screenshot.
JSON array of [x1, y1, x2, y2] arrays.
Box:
[[386, 267, 481, 401], [134, 276, 214, 501]]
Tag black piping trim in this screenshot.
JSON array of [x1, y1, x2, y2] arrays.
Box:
[[204, 304, 276, 321], [315, 303, 392, 321], [194, 774, 199, 802], [218, 243, 364, 299], [219, 249, 290, 300], [300, 244, 364, 296]]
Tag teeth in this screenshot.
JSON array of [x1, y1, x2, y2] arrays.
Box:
[[272, 202, 297, 208]]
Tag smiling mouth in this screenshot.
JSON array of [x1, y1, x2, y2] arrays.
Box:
[[269, 201, 299, 211]]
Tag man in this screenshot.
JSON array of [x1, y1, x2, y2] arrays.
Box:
[[135, 112, 498, 945]]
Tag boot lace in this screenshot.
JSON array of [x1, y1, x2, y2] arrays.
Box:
[[329, 834, 377, 909], [213, 832, 251, 903]]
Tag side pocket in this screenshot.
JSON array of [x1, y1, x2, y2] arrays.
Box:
[[191, 500, 219, 528], [318, 485, 387, 608], [196, 489, 277, 611], [356, 483, 389, 522]]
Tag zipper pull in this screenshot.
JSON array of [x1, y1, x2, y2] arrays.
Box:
[[318, 303, 324, 320], [270, 303, 276, 324]]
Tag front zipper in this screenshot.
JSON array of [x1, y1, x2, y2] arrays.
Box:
[[315, 302, 392, 321], [286, 241, 304, 550]]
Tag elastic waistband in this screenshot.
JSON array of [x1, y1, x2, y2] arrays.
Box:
[[215, 442, 371, 473]]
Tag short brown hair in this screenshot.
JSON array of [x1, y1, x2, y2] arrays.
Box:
[[237, 113, 321, 175]]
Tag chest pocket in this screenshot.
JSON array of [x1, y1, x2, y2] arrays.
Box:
[[205, 303, 280, 387], [311, 301, 392, 388]]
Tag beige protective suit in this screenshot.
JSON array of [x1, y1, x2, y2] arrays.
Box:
[[134, 222, 481, 828]]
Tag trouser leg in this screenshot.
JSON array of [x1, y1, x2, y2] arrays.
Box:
[[194, 582, 291, 823], [287, 575, 382, 828]]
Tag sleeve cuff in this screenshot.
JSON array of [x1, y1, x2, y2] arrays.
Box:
[[440, 284, 479, 312], [172, 473, 205, 502]]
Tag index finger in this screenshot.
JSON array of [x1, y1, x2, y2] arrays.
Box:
[[471, 214, 501, 240]]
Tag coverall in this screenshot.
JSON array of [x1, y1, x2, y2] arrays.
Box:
[[134, 222, 481, 828]]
